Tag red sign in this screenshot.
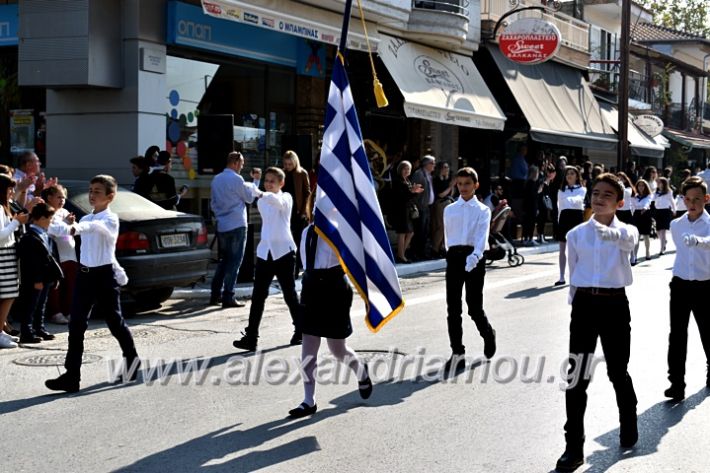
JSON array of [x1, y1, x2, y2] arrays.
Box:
[[499, 18, 561, 65]]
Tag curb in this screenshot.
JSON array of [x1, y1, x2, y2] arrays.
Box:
[[171, 242, 559, 300]]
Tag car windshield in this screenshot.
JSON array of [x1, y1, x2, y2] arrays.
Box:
[[68, 187, 174, 217]]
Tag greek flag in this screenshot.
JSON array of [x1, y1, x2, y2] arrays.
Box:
[[314, 55, 405, 332]]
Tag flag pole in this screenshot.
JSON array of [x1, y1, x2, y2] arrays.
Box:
[[338, 0, 354, 54]]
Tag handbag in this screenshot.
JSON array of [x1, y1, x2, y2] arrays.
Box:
[[542, 194, 553, 211], [408, 203, 420, 220]]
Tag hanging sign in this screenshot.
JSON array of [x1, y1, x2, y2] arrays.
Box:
[[632, 114, 664, 138], [499, 18, 561, 65]]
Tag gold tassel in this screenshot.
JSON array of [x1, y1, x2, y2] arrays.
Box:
[[356, 0, 388, 108], [374, 78, 388, 108]]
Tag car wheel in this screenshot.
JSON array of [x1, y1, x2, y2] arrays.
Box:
[[125, 287, 175, 314]]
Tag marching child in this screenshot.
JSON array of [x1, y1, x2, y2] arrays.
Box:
[[232, 167, 302, 351], [631, 179, 653, 263], [16, 203, 63, 343], [654, 177, 676, 256], [45, 175, 139, 393], [556, 173, 639, 472], [43, 184, 78, 325], [442, 167, 496, 372], [664, 176, 710, 401], [555, 166, 586, 286]]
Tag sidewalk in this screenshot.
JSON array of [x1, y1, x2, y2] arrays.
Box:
[[172, 241, 559, 300]]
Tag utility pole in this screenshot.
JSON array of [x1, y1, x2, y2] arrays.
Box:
[[617, 0, 631, 171]]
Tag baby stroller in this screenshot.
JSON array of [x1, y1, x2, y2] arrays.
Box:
[[484, 201, 524, 267]]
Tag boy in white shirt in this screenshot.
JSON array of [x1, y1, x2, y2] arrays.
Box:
[[665, 176, 710, 401], [442, 167, 496, 373], [45, 175, 138, 393], [556, 173, 639, 472], [233, 167, 301, 351]]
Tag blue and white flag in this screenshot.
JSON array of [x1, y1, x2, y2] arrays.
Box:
[[314, 55, 404, 332]]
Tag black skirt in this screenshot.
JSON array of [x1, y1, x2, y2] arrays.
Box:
[[616, 209, 633, 225], [557, 209, 584, 242], [654, 208, 673, 230], [633, 210, 653, 235], [300, 266, 353, 339]]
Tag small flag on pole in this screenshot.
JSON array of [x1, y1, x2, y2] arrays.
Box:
[[314, 54, 405, 332]]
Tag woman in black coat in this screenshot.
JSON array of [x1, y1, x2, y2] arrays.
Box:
[[391, 160, 423, 263]]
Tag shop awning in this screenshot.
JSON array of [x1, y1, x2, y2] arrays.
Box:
[[662, 128, 710, 150], [488, 46, 617, 150], [377, 34, 506, 130], [598, 103, 666, 158]]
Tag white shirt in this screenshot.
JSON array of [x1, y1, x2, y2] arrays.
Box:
[[654, 191, 676, 212], [256, 191, 296, 260], [697, 169, 710, 183], [299, 225, 340, 270], [48, 208, 77, 263], [567, 217, 638, 303], [0, 211, 19, 248], [671, 211, 710, 281], [557, 186, 586, 217], [675, 194, 687, 212], [648, 179, 658, 194], [73, 208, 119, 267], [619, 187, 634, 211], [443, 196, 491, 261], [632, 195, 652, 212]]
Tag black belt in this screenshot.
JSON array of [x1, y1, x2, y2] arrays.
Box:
[[576, 287, 625, 297], [305, 266, 344, 277], [448, 245, 474, 253], [79, 264, 113, 273]]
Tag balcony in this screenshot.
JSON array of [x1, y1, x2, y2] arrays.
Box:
[[407, 0, 471, 49], [481, 0, 590, 68]]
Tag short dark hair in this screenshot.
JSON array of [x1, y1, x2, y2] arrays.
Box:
[[30, 202, 55, 221], [226, 151, 243, 165], [680, 176, 707, 196], [264, 166, 285, 182], [40, 184, 66, 201], [90, 175, 117, 195], [456, 167, 478, 183], [593, 173, 624, 201]]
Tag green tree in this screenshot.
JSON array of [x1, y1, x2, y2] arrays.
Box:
[[640, 0, 710, 37]]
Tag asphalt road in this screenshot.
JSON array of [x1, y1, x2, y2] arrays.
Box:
[[2, 247, 709, 473]]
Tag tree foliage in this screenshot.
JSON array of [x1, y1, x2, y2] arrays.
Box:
[[640, 0, 710, 37]]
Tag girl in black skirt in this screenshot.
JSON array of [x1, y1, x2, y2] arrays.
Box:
[[615, 172, 636, 225], [632, 179, 653, 264], [654, 177, 676, 255], [288, 195, 373, 418], [555, 166, 586, 286]]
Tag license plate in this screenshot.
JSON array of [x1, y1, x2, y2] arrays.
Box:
[[160, 233, 189, 248]]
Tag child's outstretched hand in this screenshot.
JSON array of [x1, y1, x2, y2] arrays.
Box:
[[595, 221, 621, 241]]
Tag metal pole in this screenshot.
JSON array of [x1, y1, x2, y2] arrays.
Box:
[[338, 0, 354, 54], [617, 0, 631, 171]]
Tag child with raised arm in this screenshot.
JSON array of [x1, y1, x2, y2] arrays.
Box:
[[45, 175, 138, 393], [556, 173, 639, 472]]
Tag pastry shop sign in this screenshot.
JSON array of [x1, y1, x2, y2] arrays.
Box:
[[499, 18, 561, 65]]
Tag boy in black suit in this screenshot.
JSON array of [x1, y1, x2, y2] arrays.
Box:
[[17, 203, 64, 343]]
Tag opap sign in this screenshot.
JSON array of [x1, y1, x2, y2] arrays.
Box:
[[499, 18, 561, 65]]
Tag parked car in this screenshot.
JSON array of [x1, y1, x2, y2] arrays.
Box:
[[61, 180, 210, 308]]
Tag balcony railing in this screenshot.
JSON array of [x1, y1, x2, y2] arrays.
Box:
[[413, 0, 470, 17], [481, 0, 589, 52]]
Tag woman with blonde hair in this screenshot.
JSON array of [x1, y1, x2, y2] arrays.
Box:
[[391, 160, 424, 263], [0, 175, 29, 348]]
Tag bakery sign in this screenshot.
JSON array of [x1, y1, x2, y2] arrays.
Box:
[[633, 114, 664, 137], [499, 17, 561, 65]]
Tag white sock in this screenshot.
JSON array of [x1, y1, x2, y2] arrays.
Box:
[[301, 334, 320, 407], [326, 338, 367, 382]]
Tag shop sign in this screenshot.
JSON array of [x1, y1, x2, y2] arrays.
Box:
[[10, 110, 35, 155], [499, 18, 561, 65], [0, 4, 18, 46], [633, 114, 664, 137]]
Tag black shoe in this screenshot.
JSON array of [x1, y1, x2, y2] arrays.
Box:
[[664, 384, 685, 401], [619, 413, 638, 448], [45, 372, 80, 393], [555, 448, 584, 472], [483, 328, 497, 359], [289, 332, 302, 346], [36, 330, 56, 341], [208, 295, 221, 306], [554, 280, 566, 287], [222, 298, 246, 308], [288, 402, 317, 419], [358, 364, 373, 400], [20, 334, 42, 344], [233, 333, 257, 352], [444, 354, 466, 373]]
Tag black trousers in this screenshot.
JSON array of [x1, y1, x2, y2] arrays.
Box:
[[18, 283, 51, 337], [668, 277, 710, 388], [65, 265, 137, 376], [445, 246, 493, 354], [564, 290, 637, 446], [245, 251, 301, 338], [412, 205, 431, 258]]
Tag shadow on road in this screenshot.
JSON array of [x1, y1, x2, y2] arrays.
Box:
[[114, 364, 485, 472], [582, 388, 709, 473], [505, 285, 567, 299]]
